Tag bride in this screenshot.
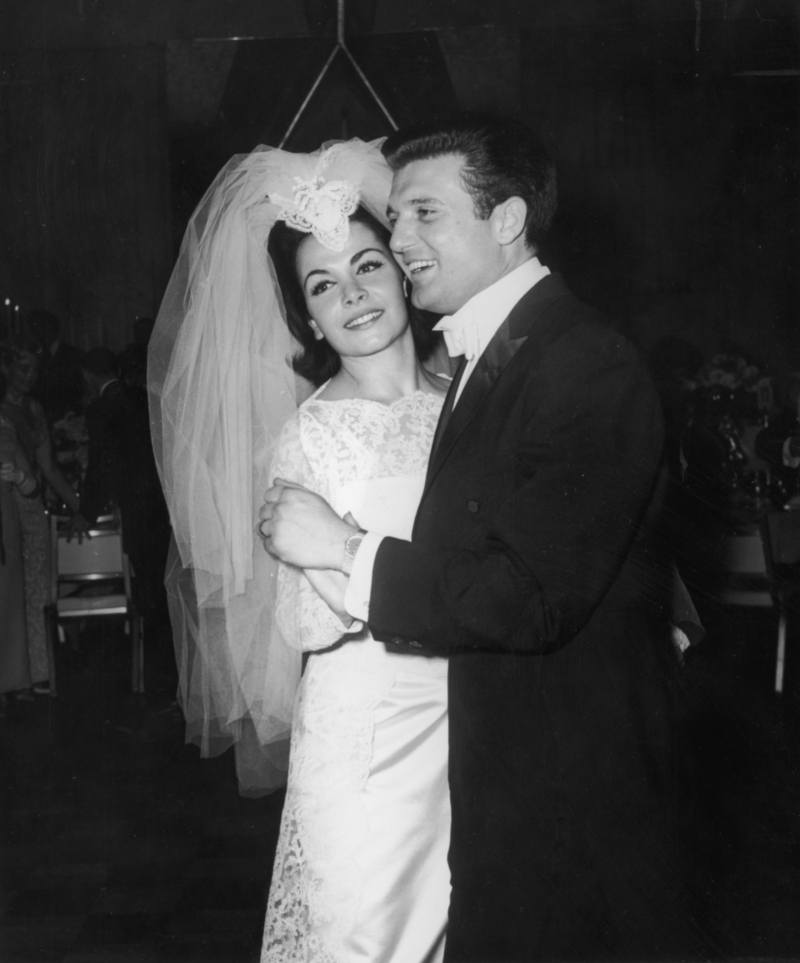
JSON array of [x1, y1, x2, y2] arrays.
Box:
[[149, 140, 451, 962]]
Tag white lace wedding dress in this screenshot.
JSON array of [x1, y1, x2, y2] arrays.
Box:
[[261, 387, 451, 963]]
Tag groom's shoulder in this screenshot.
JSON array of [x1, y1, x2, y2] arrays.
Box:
[[519, 283, 650, 394], [524, 281, 638, 365], [513, 274, 617, 343]]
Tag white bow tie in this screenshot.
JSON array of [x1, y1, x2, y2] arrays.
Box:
[[435, 315, 481, 362]]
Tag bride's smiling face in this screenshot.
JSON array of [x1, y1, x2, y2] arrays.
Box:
[[297, 221, 410, 361]]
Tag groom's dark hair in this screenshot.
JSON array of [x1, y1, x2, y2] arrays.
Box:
[[382, 114, 557, 253]]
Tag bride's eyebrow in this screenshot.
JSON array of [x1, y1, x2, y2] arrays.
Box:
[[303, 268, 331, 285], [351, 247, 385, 264], [303, 248, 385, 286]]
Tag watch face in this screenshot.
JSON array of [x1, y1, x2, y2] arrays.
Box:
[[345, 532, 365, 558]]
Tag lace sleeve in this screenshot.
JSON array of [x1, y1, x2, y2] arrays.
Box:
[[271, 413, 351, 653]]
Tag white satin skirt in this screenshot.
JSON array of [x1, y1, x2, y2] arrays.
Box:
[[262, 637, 450, 963]]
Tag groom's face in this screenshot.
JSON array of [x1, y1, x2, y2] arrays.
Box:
[[387, 154, 504, 316]]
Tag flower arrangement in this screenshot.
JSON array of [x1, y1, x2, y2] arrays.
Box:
[[690, 353, 761, 393], [687, 352, 772, 422], [680, 351, 778, 511]]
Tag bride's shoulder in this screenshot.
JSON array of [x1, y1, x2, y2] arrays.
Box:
[[277, 390, 325, 444], [294, 382, 346, 429], [273, 397, 331, 478]]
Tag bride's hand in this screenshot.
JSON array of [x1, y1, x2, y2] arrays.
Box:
[[259, 478, 357, 570]]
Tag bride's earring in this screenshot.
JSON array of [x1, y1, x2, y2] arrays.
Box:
[[308, 319, 325, 342]]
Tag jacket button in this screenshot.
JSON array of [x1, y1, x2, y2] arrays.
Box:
[[391, 636, 403, 645], [467, 500, 479, 513], [409, 640, 422, 649]]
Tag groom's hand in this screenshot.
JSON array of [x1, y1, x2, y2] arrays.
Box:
[[259, 478, 356, 570]]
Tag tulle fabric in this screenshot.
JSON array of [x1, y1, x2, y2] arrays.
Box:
[[148, 139, 392, 794]]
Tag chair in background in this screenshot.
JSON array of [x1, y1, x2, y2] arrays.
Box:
[[719, 517, 800, 693], [719, 525, 780, 691], [762, 511, 800, 693], [46, 512, 143, 694], [719, 527, 773, 609]]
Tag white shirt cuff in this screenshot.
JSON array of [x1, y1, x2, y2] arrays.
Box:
[[782, 436, 800, 469], [343, 531, 384, 621]]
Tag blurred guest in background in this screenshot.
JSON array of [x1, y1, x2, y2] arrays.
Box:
[[25, 310, 84, 421], [80, 348, 173, 698], [26, 310, 88, 502], [79, 348, 127, 523], [1, 337, 89, 695], [117, 316, 155, 392], [132, 316, 155, 347], [647, 336, 729, 623], [0, 401, 38, 713], [118, 343, 147, 391]]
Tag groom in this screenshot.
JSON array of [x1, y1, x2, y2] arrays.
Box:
[[261, 115, 715, 960]]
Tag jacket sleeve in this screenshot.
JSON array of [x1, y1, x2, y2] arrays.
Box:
[[79, 401, 107, 522], [368, 328, 666, 655], [80, 398, 118, 523]]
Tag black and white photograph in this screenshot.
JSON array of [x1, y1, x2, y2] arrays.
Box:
[[1, 2, 799, 961]]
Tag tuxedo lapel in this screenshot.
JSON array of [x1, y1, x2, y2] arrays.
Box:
[[425, 329, 527, 487], [429, 356, 467, 464], [424, 273, 573, 494]]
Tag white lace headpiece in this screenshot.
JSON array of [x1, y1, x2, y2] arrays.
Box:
[[148, 139, 392, 795], [273, 147, 361, 251]]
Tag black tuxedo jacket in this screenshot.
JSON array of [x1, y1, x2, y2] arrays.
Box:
[[82, 381, 168, 548], [82, 381, 135, 525], [368, 274, 716, 961], [82, 380, 171, 615], [33, 340, 84, 419]]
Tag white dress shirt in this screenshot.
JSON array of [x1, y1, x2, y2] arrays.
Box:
[[343, 257, 550, 623]]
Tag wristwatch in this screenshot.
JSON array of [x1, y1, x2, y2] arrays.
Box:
[[343, 528, 367, 573]]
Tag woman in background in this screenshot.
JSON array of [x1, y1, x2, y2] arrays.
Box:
[[1, 338, 89, 694], [0, 400, 39, 713]]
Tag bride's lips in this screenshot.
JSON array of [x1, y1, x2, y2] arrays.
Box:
[[344, 309, 383, 330]]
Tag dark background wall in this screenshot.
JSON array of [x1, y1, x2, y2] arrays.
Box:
[[0, 0, 797, 369]]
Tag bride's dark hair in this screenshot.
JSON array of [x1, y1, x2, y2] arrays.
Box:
[[268, 206, 437, 386]]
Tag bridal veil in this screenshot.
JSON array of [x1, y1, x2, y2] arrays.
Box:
[[148, 139, 392, 793]]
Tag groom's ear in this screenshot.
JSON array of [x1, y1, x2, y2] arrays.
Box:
[[492, 196, 528, 247]]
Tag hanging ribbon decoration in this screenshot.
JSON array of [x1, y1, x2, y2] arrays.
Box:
[[280, 0, 398, 147]]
